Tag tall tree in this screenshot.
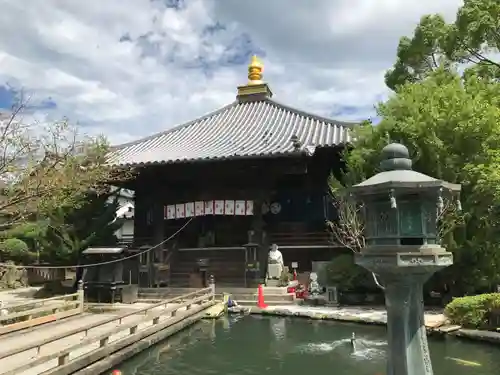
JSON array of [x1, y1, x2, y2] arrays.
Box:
[[333, 68, 500, 294], [385, 0, 500, 90], [40, 190, 125, 263]]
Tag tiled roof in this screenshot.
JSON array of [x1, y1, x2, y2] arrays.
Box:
[[107, 98, 353, 167]]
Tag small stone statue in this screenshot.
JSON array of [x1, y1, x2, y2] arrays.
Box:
[[267, 244, 284, 280], [0, 301, 7, 317], [308, 272, 321, 296]]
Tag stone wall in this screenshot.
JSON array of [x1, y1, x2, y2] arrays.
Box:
[[0, 264, 28, 289]]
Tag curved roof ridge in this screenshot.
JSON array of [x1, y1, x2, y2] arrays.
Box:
[[263, 98, 356, 128], [107, 98, 354, 167], [110, 100, 239, 151]]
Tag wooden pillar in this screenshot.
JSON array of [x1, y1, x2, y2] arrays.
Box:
[[133, 185, 149, 246], [252, 190, 271, 281], [151, 195, 165, 249], [149, 191, 165, 287]]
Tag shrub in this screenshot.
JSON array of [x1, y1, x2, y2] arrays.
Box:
[[318, 254, 373, 291], [0, 238, 35, 263], [444, 293, 500, 328]]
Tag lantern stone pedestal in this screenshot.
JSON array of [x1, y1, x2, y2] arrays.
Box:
[[356, 247, 453, 375], [348, 142, 461, 375]]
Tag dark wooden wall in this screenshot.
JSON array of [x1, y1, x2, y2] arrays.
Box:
[[121, 146, 345, 248]]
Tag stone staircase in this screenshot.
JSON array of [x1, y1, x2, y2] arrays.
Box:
[[219, 286, 296, 306], [137, 286, 296, 306]]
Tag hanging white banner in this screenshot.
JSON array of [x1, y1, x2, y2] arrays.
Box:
[[164, 200, 255, 220]]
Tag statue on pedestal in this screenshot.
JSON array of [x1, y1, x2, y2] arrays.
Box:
[[267, 244, 284, 281], [308, 272, 321, 296]]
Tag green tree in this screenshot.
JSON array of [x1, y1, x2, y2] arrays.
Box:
[[385, 0, 500, 90], [0, 221, 48, 262], [336, 68, 500, 294], [0, 238, 33, 263], [319, 254, 373, 291], [40, 190, 125, 263]]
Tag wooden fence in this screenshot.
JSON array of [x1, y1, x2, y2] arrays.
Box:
[[0, 286, 215, 375], [0, 286, 84, 335]]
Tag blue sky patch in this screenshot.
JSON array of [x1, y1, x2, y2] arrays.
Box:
[[220, 33, 266, 66], [38, 97, 57, 110], [0, 84, 16, 109]]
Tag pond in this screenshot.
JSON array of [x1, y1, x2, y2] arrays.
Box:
[[118, 315, 500, 375]]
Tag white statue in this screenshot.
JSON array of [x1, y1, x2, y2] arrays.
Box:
[[267, 244, 284, 280], [0, 301, 8, 317], [309, 272, 321, 296]]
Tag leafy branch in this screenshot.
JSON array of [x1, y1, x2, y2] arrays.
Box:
[[0, 97, 133, 228]]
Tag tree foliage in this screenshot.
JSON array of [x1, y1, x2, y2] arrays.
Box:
[[0, 98, 131, 228], [40, 191, 125, 262], [385, 0, 500, 90], [0, 190, 125, 263], [319, 254, 373, 291], [335, 67, 500, 294], [0, 238, 32, 263]]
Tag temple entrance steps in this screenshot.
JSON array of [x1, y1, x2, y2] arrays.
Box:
[[169, 252, 247, 288], [168, 272, 191, 288], [218, 286, 296, 306], [137, 286, 296, 306]]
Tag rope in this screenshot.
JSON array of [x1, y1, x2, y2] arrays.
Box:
[[0, 217, 193, 269]]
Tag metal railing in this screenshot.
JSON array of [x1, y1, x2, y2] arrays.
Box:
[[0, 286, 215, 375]]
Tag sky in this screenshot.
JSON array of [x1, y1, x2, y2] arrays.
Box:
[[0, 0, 463, 145]]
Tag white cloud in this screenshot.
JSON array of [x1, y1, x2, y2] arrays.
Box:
[[0, 0, 463, 144]]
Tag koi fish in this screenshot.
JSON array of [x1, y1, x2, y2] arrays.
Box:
[[446, 357, 481, 367]]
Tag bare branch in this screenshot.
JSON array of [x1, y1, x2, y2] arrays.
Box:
[[0, 98, 133, 228], [371, 272, 386, 290], [326, 185, 387, 291], [326, 191, 365, 252]]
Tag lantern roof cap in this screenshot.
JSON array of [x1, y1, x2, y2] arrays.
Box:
[[352, 142, 461, 195]]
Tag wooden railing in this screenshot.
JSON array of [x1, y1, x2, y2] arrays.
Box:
[[117, 234, 134, 246], [0, 287, 84, 335], [268, 231, 336, 248], [0, 286, 215, 375]]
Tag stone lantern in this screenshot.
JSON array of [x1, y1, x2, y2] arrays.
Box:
[[351, 143, 461, 375]]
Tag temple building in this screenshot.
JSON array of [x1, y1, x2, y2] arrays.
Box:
[[108, 56, 354, 288]]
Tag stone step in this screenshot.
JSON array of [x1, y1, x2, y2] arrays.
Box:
[[229, 293, 295, 302], [217, 287, 290, 295], [236, 299, 296, 306]]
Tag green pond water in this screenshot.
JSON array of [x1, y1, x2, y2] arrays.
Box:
[[117, 315, 500, 375]]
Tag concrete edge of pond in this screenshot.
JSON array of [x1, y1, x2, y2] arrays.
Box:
[[228, 305, 500, 345], [230, 305, 387, 325], [71, 310, 206, 375], [450, 329, 500, 345]]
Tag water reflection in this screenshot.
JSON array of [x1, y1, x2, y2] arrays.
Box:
[[118, 316, 500, 375]]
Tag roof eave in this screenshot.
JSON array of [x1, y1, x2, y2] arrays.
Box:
[[108, 148, 330, 169]]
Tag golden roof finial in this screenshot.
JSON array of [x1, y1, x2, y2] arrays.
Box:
[[236, 55, 272, 100], [248, 55, 263, 85]]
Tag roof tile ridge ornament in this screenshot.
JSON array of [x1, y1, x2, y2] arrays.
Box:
[[237, 55, 273, 101], [248, 55, 264, 85]]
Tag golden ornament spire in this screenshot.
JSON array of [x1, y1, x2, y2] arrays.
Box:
[[237, 55, 273, 101], [247, 55, 264, 85]]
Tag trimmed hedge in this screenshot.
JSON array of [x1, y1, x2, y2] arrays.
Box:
[[444, 293, 500, 329]]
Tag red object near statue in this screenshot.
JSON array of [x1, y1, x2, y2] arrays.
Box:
[[111, 371, 122, 375], [257, 284, 268, 308], [295, 289, 306, 299]]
